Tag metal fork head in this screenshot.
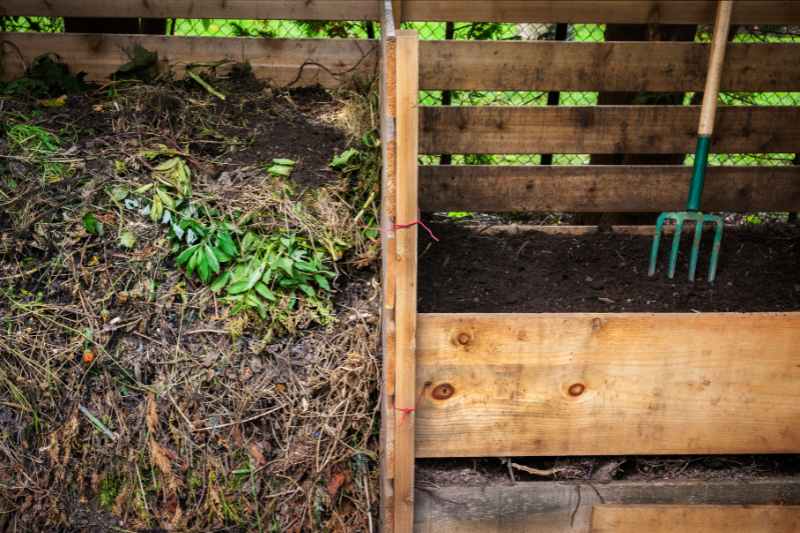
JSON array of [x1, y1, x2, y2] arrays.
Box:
[[648, 211, 724, 282]]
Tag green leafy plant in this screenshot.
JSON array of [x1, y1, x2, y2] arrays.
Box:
[[5, 123, 67, 182], [266, 158, 296, 178]]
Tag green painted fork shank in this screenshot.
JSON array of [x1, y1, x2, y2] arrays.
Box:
[[648, 135, 724, 282]]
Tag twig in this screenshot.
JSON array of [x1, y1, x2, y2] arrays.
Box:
[[186, 69, 226, 100], [192, 404, 284, 432], [508, 461, 567, 477]]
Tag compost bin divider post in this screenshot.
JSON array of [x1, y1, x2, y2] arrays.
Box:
[[393, 28, 419, 533], [379, 1, 398, 530]]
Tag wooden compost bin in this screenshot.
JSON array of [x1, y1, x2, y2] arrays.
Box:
[[378, 1, 800, 532]]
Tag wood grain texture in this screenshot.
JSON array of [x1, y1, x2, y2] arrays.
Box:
[[591, 504, 800, 533], [393, 29, 419, 533], [420, 106, 800, 155], [0, 33, 378, 87], [415, 313, 800, 457], [4, 0, 798, 23], [419, 41, 800, 92], [378, 2, 398, 531], [418, 165, 800, 213], [0, 0, 380, 20], [415, 480, 800, 533], [401, 1, 800, 24]]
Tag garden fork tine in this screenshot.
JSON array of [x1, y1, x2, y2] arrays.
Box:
[[649, 0, 732, 283]]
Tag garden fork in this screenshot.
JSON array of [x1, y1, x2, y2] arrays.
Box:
[[649, 0, 733, 283]]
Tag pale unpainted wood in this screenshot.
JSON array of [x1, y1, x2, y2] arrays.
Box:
[[697, 1, 733, 137], [415, 313, 800, 457], [0, 33, 378, 87], [420, 105, 800, 155], [401, 1, 800, 24], [415, 480, 800, 533], [393, 29, 419, 533], [591, 504, 800, 533], [5, 0, 798, 23], [418, 165, 800, 213], [0, 0, 380, 20], [379, 0, 398, 529], [418, 41, 800, 92]]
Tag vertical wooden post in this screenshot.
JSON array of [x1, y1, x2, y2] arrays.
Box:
[[379, 0, 398, 530], [393, 28, 418, 533]]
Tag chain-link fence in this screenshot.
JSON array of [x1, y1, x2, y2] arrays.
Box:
[[4, 16, 798, 168]]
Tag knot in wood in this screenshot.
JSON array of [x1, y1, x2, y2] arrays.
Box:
[[432, 383, 455, 400]]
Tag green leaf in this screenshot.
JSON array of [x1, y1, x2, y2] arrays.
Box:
[[218, 231, 238, 257], [241, 232, 258, 253], [197, 256, 210, 283], [212, 245, 231, 263], [82, 213, 104, 236], [187, 248, 200, 275], [295, 261, 316, 272], [275, 257, 293, 276], [118, 230, 137, 249], [314, 274, 331, 291], [176, 244, 197, 266], [272, 158, 296, 166], [209, 271, 231, 293], [254, 282, 277, 302], [267, 164, 293, 177], [245, 292, 267, 319], [204, 244, 220, 274], [155, 186, 176, 209], [150, 194, 163, 222], [245, 264, 265, 291], [299, 284, 315, 297], [330, 148, 359, 169], [227, 281, 251, 295]]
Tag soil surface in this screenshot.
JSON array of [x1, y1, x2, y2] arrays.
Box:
[[419, 221, 800, 313]]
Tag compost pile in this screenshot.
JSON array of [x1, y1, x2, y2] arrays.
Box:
[[0, 69, 381, 531]]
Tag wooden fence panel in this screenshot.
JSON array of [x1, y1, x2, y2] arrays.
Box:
[[401, 1, 800, 24], [0, 33, 378, 87], [591, 505, 800, 533], [420, 106, 800, 155], [419, 41, 800, 92], [415, 312, 800, 457], [418, 165, 800, 212], [415, 480, 800, 533], [0, 0, 380, 20]]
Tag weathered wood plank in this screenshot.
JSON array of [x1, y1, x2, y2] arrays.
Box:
[[415, 313, 800, 457], [393, 29, 419, 533], [0, 33, 378, 87], [415, 480, 800, 533], [0, 0, 380, 20], [591, 504, 800, 533], [379, 2, 398, 531], [4, 0, 798, 23], [418, 165, 800, 212], [402, 1, 800, 24], [419, 41, 800, 92], [420, 106, 800, 155]]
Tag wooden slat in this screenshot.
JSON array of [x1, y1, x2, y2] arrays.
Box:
[[415, 312, 800, 457], [4, 0, 799, 23], [418, 165, 800, 212], [0, 33, 378, 88], [420, 106, 800, 155], [379, 1, 398, 531], [393, 29, 419, 533], [591, 505, 800, 533], [415, 480, 800, 533], [419, 41, 800, 92], [0, 0, 380, 20], [402, 1, 800, 24]]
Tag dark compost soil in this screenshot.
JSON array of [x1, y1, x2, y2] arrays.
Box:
[[419, 221, 800, 313]]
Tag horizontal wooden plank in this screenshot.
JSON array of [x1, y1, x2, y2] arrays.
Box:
[[420, 106, 800, 155], [5, 0, 797, 24], [0, 0, 380, 20], [0, 33, 378, 87], [420, 41, 800, 92], [591, 504, 800, 533], [419, 165, 800, 212], [415, 312, 800, 457], [415, 480, 800, 533], [402, 1, 800, 24]]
